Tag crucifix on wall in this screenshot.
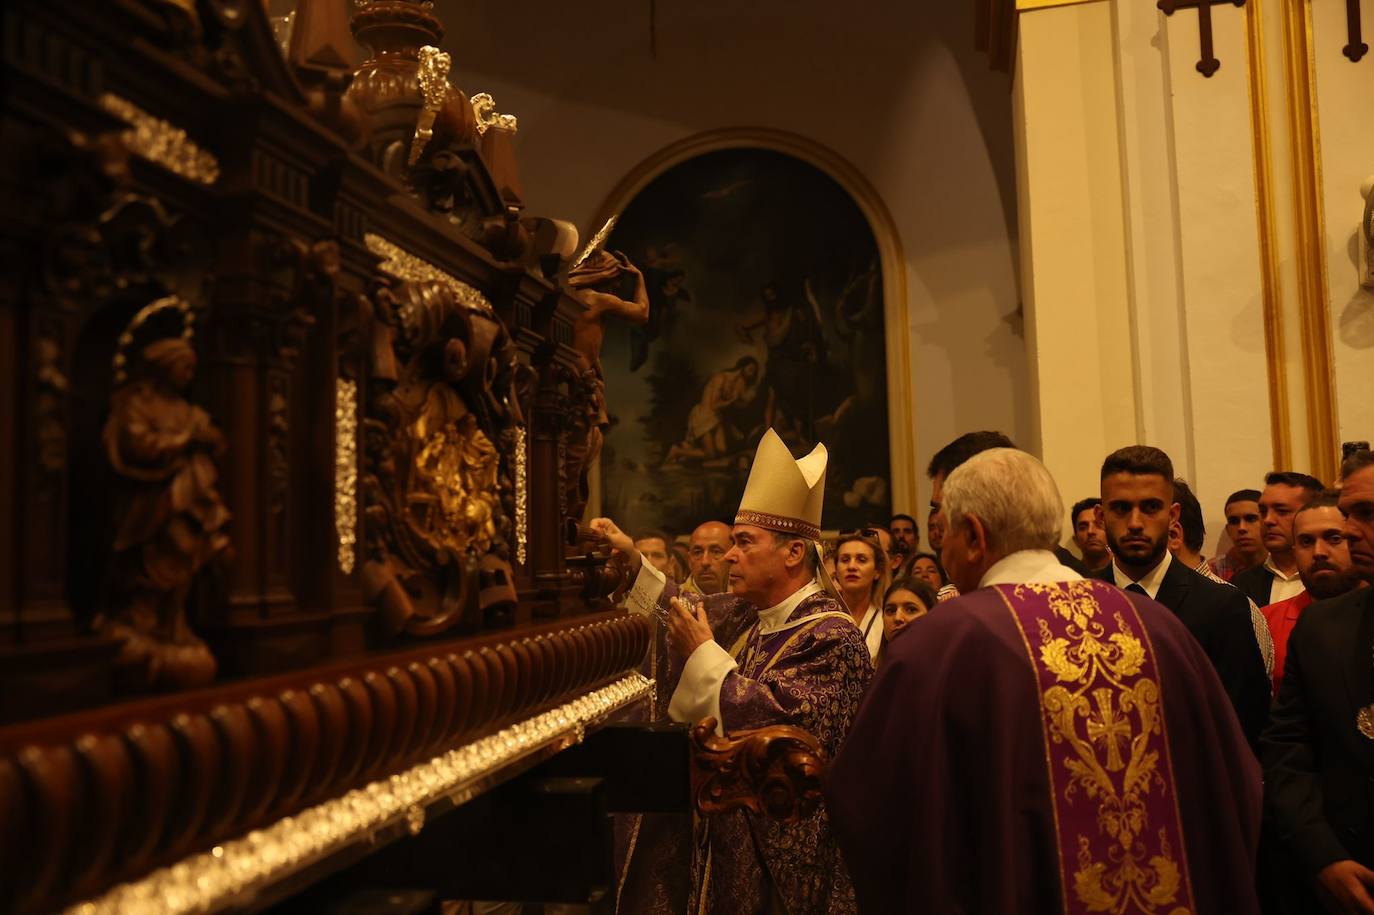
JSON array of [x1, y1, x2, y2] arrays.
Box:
[[1346, 0, 1369, 61], [1158, 0, 1247, 77]]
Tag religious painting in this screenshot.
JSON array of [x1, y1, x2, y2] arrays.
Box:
[[598, 147, 891, 537]]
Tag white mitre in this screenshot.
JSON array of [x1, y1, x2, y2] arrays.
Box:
[[735, 428, 827, 539], [734, 429, 837, 596]]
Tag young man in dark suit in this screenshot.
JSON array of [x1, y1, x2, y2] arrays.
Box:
[[1263, 449, 1374, 914], [1233, 471, 1325, 608], [1092, 445, 1271, 747]]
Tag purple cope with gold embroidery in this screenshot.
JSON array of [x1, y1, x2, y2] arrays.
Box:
[[826, 577, 1262, 915], [996, 580, 1196, 915], [616, 579, 871, 915]]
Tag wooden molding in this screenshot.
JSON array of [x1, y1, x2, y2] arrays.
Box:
[[0, 612, 651, 913], [1245, 0, 1295, 470], [1281, 0, 1341, 482]]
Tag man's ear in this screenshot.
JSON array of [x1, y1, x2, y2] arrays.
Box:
[[965, 514, 988, 562], [1169, 502, 1181, 527]]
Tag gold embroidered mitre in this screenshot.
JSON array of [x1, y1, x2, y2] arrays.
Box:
[[735, 429, 827, 540]]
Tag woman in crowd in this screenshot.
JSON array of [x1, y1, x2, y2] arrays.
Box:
[[877, 575, 937, 665], [834, 529, 889, 662], [901, 551, 947, 591]]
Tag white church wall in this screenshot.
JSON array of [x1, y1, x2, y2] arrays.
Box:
[[1015, 0, 1293, 557], [437, 0, 1028, 523], [1013, 3, 1139, 514], [1159, 2, 1279, 536], [1310, 0, 1374, 453]]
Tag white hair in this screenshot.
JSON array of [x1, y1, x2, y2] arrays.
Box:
[[941, 448, 1063, 554]]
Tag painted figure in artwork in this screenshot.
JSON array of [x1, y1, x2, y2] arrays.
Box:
[[597, 148, 892, 537], [666, 356, 771, 463], [101, 300, 229, 690]]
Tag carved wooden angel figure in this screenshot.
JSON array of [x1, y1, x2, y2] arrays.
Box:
[[100, 298, 229, 690], [562, 229, 649, 521]]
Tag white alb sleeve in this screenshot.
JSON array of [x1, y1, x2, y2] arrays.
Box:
[[667, 640, 738, 735]]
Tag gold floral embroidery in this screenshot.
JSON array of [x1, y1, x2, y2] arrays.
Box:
[[1009, 581, 1193, 915]]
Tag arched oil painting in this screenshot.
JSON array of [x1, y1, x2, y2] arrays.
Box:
[[598, 147, 891, 537]]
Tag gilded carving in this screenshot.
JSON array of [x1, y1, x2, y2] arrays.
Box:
[[360, 270, 522, 637], [364, 232, 494, 316], [412, 413, 500, 555], [409, 45, 452, 166], [336, 377, 358, 574], [100, 297, 228, 691], [513, 425, 528, 566], [98, 93, 221, 185], [470, 91, 519, 135]]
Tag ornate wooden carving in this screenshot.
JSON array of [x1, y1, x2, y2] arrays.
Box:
[[0, 0, 654, 908], [690, 718, 827, 823], [1158, 0, 1247, 77], [1, 1, 631, 700], [0, 612, 651, 914], [359, 269, 524, 638], [100, 295, 230, 691]]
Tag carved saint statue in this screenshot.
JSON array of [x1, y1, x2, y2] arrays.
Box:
[[102, 328, 229, 690], [563, 248, 649, 520]]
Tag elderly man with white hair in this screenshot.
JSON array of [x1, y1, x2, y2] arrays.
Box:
[[826, 448, 1262, 915]]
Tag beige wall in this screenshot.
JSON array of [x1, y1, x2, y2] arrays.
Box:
[[440, 0, 1029, 519], [1311, 0, 1374, 450], [1014, 3, 1137, 513], [1012, 0, 1367, 557]]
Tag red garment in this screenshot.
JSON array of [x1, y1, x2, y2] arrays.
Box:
[[1263, 590, 1313, 695], [1210, 549, 1260, 582]]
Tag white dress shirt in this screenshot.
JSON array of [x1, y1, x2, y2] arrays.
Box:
[[1111, 550, 1173, 600], [1262, 557, 1307, 604]]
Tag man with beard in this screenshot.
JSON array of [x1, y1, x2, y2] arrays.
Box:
[[1069, 496, 1110, 571], [1261, 492, 1362, 694], [887, 514, 918, 570], [682, 520, 733, 595], [1234, 472, 1325, 607], [1262, 450, 1374, 913], [1091, 445, 1270, 747]]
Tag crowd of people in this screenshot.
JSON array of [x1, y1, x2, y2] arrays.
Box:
[[592, 428, 1374, 915]]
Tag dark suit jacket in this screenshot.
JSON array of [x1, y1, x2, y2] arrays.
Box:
[[1262, 587, 1374, 894], [1233, 562, 1276, 608], [1093, 558, 1271, 747], [1053, 544, 1089, 576]]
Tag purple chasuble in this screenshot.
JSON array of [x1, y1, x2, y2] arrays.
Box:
[[826, 579, 1261, 915], [617, 581, 871, 915]]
